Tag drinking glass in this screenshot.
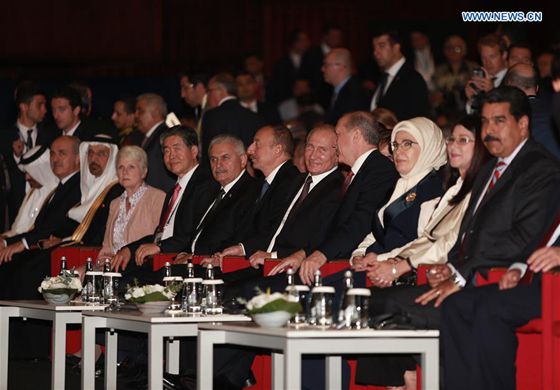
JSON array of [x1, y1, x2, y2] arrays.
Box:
[[285, 284, 310, 325], [307, 286, 335, 327], [202, 279, 224, 315], [338, 288, 371, 329]]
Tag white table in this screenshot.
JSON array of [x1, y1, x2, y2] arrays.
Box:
[[0, 299, 107, 390], [198, 323, 440, 390], [81, 310, 250, 390]]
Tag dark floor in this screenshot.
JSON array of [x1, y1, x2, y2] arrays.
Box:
[[8, 358, 142, 390]]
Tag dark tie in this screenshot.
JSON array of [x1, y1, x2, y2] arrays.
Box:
[[141, 135, 149, 149], [287, 175, 312, 221], [259, 180, 270, 201], [341, 170, 354, 195], [26, 129, 33, 150], [194, 189, 225, 236], [159, 183, 181, 229], [376, 72, 389, 105]]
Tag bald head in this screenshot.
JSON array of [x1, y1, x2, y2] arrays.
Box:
[[504, 63, 538, 96], [322, 48, 352, 86]]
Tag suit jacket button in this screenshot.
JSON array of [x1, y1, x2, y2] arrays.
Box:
[[469, 229, 474, 234]]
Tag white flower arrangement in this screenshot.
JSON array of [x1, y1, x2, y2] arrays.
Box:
[[124, 283, 177, 304], [245, 290, 302, 315], [37, 271, 82, 294]]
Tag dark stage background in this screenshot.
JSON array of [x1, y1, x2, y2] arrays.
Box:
[[0, 0, 557, 125]]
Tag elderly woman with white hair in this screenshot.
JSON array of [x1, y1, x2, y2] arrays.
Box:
[[98, 146, 166, 270]]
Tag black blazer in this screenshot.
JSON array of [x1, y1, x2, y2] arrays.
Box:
[[375, 60, 430, 120], [191, 171, 260, 255], [201, 99, 265, 163], [367, 171, 443, 254], [318, 150, 399, 259], [143, 122, 176, 193], [268, 55, 301, 104], [126, 165, 218, 255], [325, 76, 371, 125], [241, 161, 303, 256], [256, 101, 282, 125], [300, 46, 333, 109], [70, 120, 98, 141], [450, 139, 560, 282], [274, 169, 344, 257], [0, 123, 58, 225], [80, 183, 124, 246], [6, 172, 82, 247]]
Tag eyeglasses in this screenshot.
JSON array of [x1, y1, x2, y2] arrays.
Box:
[[390, 140, 418, 152], [445, 136, 474, 146]]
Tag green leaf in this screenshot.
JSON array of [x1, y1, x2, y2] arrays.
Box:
[[248, 298, 302, 315], [128, 291, 170, 304]]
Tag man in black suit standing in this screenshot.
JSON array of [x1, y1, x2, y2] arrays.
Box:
[[111, 126, 216, 277], [273, 111, 399, 283], [268, 29, 311, 104], [179, 73, 209, 139], [323, 48, 371, 125], [135, 93, 175, 192], [236, 73, 281, 125], [301, 23, 344, 109], [218, 125, 302, 260], [200, 73, 265, 166], [0, 82, 56, 226], [369, 29, 430, 120], [51, 86, 96, 141]]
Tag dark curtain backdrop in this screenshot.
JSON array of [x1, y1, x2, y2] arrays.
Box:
[[0, 0, 556, 122]]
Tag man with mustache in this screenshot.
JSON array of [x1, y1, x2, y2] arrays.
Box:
[[361, 86, 560, 389]]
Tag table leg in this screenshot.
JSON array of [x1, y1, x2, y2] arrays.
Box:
[[82, 316, 97, 390], [166, 337, 180, 374], [51, 315, 68, 390], [197, 330, 219, 390], [148, 328, 164, 390], [421, 339, 439, 390], [284, 341, 302, 390], [326, 355, 342, 389], [271, 352, 284, 390], [0, 308, 14, 389], [105, 329, 118, 390]]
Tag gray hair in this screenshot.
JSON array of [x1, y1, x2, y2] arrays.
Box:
[[116, 145, 148, 172], [209, 135, 245, 156], [137, 93, 168, 118], [341, 111, 381, 146]]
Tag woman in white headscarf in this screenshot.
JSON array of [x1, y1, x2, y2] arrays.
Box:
[[1, 146, 58, 238], [350, 117, 448, 271]]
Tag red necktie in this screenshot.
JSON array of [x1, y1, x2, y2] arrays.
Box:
[[487, 161, 507, 192], [159, 183, 181, 229], [342, 170, 354, 195]]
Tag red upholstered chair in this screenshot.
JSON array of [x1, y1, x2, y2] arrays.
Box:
[[50, 246, 101, 354], [417, 265, 541, 390], [542, 271, 560, 389]]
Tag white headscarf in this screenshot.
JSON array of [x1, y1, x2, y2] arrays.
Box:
[[378, 117, 447, 218], [68, 136, 118, 223], [3, 146, 58, 237]]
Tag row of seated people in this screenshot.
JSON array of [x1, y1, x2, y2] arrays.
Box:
[[1, 85, 559, 389]]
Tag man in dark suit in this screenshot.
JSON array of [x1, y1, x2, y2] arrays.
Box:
[[323, 48, 371, 125], [441, 209, 560, 390], [219, 125, 302, 260], [274, 111, 399, 284], [51, 86, 97, 141], [0, 82, 57, 226], [369, 29, 430, 120], [179, 72, 209, 138], [200, 73, 265, 167], [135, 93, 175, 192], [249, 124, 344, 271], [110, 126, 216, 279], [236, 73, 281, 125], [358, 87, 560, 388], [0, 135, 82, 298], [186, 135, 260, 256], [300, 23, 344, 109], [504, 63, 560, 158], [268, 29, 310, 104]]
